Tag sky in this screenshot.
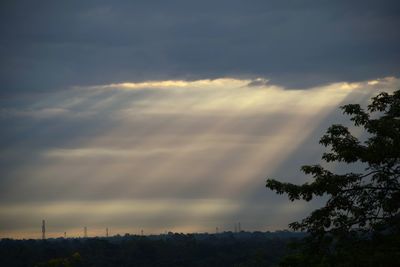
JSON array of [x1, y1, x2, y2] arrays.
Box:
[[0, 1, 399, 239]]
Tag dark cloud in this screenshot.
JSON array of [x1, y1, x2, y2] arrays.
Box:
[[1, 0, 399, 93]]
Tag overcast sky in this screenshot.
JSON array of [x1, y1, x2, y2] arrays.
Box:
[[0, 1, 399, 238]]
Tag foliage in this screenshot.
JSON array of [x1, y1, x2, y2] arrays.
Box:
[[0, 232, 302, 267], [36, 252, 82, 267], [266, 90, 400, 266]]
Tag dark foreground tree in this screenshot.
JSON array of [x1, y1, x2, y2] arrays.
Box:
[[266, 90, 400, 266]]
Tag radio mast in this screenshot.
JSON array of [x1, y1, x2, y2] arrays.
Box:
[[41, 220, 46, 240]]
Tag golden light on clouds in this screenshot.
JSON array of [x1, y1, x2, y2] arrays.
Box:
[[85, 78, 254, 90], [0, 77, 398, 238]]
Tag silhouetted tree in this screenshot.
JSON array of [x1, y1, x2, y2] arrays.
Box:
[[0, 233, 300, 267], [35, 252, 82, 267], [266, 90, 400, 266]]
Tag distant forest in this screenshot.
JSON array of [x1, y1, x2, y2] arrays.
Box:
[[0, 231, 304, 267]]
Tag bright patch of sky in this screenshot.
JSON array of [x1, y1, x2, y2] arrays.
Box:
[[0, 77, 398, 238]]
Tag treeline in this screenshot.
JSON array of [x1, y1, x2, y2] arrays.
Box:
[[0, 231, 304, 267]]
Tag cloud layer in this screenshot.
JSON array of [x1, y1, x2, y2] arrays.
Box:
[[1, 0, 399, 93]]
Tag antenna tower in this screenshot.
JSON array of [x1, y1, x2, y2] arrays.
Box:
[[41, 219, 46, 240]]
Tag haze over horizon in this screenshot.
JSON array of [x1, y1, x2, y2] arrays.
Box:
[[1, 1, 399, 239]]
